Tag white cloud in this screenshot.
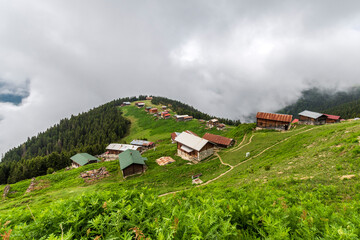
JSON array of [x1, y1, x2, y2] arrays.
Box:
[[1, 0, 360, 155]]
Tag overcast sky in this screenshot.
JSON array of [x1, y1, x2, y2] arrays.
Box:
[[1, 0, 360, 156]]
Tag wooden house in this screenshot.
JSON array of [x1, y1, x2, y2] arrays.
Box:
[[146, 96, 153, 100], [106, 143, 141, 155], [70, 153, 100, 168], [324, 114, 341, 124], [135, 102, 145, 108], [130, 140, 155, 150], [118, 149, 147, 178], [256, 112, 292, 130], [145, 107, 152, 112], [174, 115, 188, 121], [184, 116, 193, 121], [216, 124, 226, 131], [298, 110, 327, 125], [206, 119, 219, 128], [162, 106, 167, 110], [149, 108, 158, 114], [174, 132, 214, 161], [203, 133, 234, 148], [122, 102, 131, 106]]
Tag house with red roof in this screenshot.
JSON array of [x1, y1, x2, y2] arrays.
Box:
[[324, 114, 341, 124], [203, 133, 234, 148], [256, 112, 293, 130]]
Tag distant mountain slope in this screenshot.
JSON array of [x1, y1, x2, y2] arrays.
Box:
[[278, 87, 360, 118]]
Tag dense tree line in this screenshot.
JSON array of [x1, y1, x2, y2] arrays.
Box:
[[2, 106, 130, 162], [151, 96, 241, 125], [278, 87, 360, 118], [0, 97, 137, 184]]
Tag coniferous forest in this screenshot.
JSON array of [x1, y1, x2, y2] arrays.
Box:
[[278, 87, 360, 118], [0, 97, 134, 184]]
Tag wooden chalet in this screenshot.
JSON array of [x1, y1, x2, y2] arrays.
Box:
[[174, 115, 193, 122], [135, 102, 145, 108], [184, 116, 193, 121], [106, 143, 141, 155], [324, 114, 341, 124], [216, 123, 226, 131], [162, 106, 167, 110], [163, 113, 171, 119], [206, 119, 219, 128], [70, 153, 99, 168], [146, 96, 153, 100], [203, 133, 234, 148], [298, 110, 327, 125], [118, 150, 147, 178], [149, 108, 158, 114], [174, 132, 214, 161], [145, 107, 152, 112], [130, 140, 155, 150], [256, 112, 292, 130]]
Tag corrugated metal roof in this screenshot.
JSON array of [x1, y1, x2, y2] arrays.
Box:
[[70, 153, 99, 166], [203, 133, 233, 146], [324, 114, 341, 120], [174, 115, 189, 118], [118, 149, 147, 170], [130, 140, 154, 146], [298, 110, 324, 119], [106, 143, 140, 151], [174, 132, 208, 151], [256, 112, 292, 123]]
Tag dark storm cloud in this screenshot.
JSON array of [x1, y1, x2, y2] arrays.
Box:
[[1, 0, 360, 155]]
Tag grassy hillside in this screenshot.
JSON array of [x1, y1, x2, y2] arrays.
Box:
[[2, 103, 360, 239]]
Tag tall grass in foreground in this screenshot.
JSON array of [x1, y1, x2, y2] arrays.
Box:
[[3, 184, 360, 239]]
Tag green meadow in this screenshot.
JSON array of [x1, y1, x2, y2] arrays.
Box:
[[2, 104, 360, 239]]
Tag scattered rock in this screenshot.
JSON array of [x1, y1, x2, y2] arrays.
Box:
[[277, 172, 283, 175], [2, 185, 10, 199], [80, 167, 110, 183], [340, 175, 356, 180], [26, 178, 38, 193], [288, 162, 293, 165]]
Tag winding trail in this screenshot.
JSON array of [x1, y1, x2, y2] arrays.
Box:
[[229, 134, 254, 153], [159, 126, 317, 197]]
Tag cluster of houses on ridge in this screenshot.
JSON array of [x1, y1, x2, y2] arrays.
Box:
[[70, 129, 235, 178], [256, 110, 342, 131]]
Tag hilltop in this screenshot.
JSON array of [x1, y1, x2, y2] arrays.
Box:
[[1, 99, 360, 239]]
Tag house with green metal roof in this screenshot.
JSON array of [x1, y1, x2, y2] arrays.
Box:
[[118, 149, 147, 178], [70, 153, 100, 168]]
